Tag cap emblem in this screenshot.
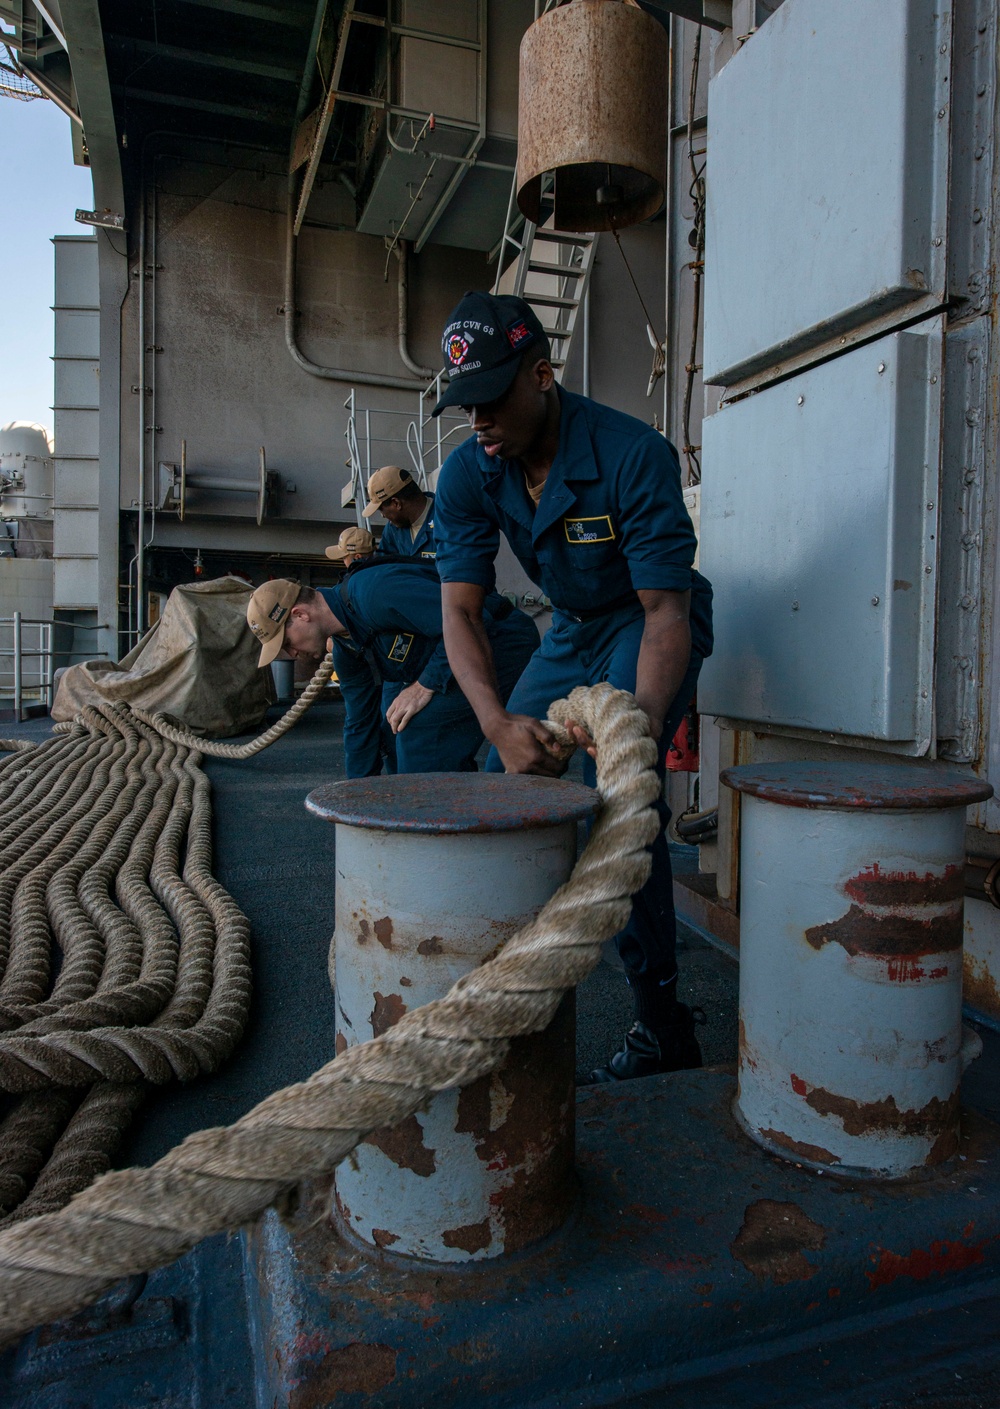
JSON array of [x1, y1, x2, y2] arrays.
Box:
[[447, 333, 471, 366], [506, 319, 530, 348], [268, 604, 288, 624]]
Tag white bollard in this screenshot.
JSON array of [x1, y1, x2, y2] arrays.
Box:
[[307, 773, 598, 1262], [723, 762, 992, 1178]]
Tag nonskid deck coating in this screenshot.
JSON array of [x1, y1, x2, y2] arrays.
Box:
[[249, 1069, 1000, 1409]]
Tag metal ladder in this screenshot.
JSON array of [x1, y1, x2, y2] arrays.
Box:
[[492, 174, 597, 384]]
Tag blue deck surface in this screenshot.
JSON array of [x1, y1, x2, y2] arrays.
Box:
[[1, 702, 997, 1407]]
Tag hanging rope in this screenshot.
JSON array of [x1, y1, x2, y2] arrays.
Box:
[[0, 681, 659, 1345]]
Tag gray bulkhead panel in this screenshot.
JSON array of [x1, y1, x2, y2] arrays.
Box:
[[698, 321, 943, 748], [703, 0, 951, 388]]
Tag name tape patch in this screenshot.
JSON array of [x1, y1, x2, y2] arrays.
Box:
[[564, 515, 616, 545], [387, 633, 414, 664]]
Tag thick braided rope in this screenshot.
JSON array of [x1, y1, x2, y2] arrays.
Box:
[[0, 682, 659, 1343], [0, 707, 252, 1232], [0, 709, 251, 1092], [130, 652, 335, 758]]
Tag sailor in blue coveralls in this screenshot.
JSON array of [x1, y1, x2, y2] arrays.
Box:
[[324, 525, 396, 777], [363, 464, 437, 560], [431, 291, 714, 1083], [246, 567, 537, 776]]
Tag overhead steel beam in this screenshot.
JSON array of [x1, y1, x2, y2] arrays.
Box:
[[637, 0, 731, 31], [292, 0, 355, 234], [112, 83, 290, 126], [59, 0, 123, 212], [172, 0, 310, 27], [105, 36, 301, 84]]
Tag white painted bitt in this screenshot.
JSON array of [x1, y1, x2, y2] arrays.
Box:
[[732, 780, 985, 1178], [331, 819, 579, 1262]]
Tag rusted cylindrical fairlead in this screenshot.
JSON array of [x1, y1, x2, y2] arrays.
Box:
[[722, 762, 993, 1179], [306, 773, 598, 1263], [517, 0, 668, 233]]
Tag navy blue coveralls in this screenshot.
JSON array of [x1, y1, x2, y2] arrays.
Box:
[[320, 562, 538, 776], [433, 387, 713, 980], [376, 491, 437, 559]]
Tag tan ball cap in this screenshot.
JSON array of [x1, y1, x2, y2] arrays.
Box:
[[362, 464, 415, 518], [326, 526, 375, 560], [246, 579, 301, 667]]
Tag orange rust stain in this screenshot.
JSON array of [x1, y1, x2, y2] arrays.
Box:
[[738, 1017, 758, 1072], [731, 1200, 826, 1286], [639, 1251, 710, 1275], [455, 995, 575, 1253], [627, 1202, 670, 1226], [417, 935, 444, 956], [335, 1032, 348, 1057], [400, 975, 412, 987], [288, 1342, 397, 1405], [442, 1219, 491, 1255], [964, 952, 1000, 1019], [374, 917, 393, 949], [845, 863, 963, 907], [365, 1115, 436, 1177], [790, 1073, 808, 1096], [358, 919, 371, 945], [759, 1127, 841, 1166], [806, 905, 962, 960], [371, 1228, 399, 1249], [867, 1238, 986, 1290], [799, 1080, 959, 1143], [370, 991, 406, 1038]]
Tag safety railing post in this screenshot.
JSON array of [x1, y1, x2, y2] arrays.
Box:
[[12, 611, 22, 722], [43, 622, 53, 708]]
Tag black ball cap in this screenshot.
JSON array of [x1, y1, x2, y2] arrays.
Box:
[[432, 291, 546, 417]]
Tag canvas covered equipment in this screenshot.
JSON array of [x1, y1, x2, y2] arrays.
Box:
[[52, 575, 273, 737]]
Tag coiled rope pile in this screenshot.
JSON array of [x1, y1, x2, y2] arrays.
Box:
[[0, 679, 658, 1345], [0, 653, 334, 1232]]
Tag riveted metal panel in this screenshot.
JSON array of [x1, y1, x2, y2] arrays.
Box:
[[53, 359, 100, 409], [53, 459, 99, 509], [53, 408, 99, 459], [52, 234, 98, 310], [53, 508, 100, 558], [53, 555, 99, 609], [698, 322, 943, 746], [704, 0, 951, 387], [53, 308, 99, 359]]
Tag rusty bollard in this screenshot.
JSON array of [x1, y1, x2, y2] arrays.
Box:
[[722, 762, 992, 1178], [307, 773, 597, 1262]]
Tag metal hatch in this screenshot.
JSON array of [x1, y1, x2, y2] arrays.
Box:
[[698, 322, 943, 750], [703, 0, 951, 389]]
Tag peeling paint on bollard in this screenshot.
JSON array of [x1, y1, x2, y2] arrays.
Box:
[[307, 773, 597, 1263], [723, 762, 993, 1179]]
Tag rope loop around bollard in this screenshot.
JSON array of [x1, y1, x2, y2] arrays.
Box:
[[0, 681, 660, 1344]]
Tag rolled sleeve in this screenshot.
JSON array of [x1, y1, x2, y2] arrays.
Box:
[[616, 434, 697, 594], [434, 447, 499, 591]]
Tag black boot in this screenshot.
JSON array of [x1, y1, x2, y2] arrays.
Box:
[[581, 1003, 706, 1085]]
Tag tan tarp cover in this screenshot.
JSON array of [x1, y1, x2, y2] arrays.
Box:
[[52, 575, 274, 737]]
